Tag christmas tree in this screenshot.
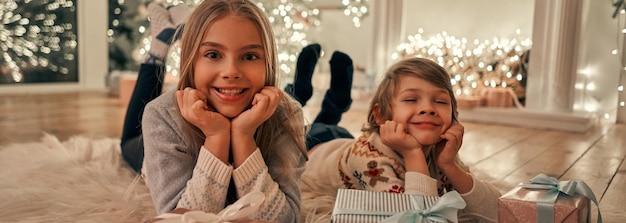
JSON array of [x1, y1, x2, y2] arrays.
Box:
[[0, 0, 78, 84]]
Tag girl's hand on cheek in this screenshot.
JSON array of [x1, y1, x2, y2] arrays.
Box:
[[379, 120, 423, 158], [176, 88, 230, 137], [231, 86, 282, 138], [435, 122, 464, 169]]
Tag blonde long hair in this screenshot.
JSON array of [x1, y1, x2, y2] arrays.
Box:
[[175, 0, 307, 174]]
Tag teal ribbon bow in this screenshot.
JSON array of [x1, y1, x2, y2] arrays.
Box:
[[381, 191, 466, 223], [520, 173, 602, 223]]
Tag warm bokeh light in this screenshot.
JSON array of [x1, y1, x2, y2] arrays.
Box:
[[395, 30, 532, 101], [1, 0, 77, 83]]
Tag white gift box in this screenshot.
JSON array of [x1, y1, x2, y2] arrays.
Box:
[[331, 189, 438, 223], [150, 191, 265, 223]]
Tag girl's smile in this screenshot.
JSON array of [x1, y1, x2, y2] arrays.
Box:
[[193, 14, 267, 118], [213, 87, 248, 101], [409, 121, 441, 130]]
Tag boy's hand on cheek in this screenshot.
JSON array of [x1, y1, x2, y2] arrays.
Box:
[[380, 120, 429, 175], [379, 120, 423, 158], [435, 122, 464, 169], [176, 88, 230, 137], [231, 86, 282, 138]]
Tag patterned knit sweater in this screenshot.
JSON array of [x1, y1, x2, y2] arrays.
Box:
[[141, 90, 306, 222], [300, 131, 501, 223]]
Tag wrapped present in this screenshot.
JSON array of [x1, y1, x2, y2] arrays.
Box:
[[498, 174, 602, 223], [484, 87, 514, 107], [475, 87, 525, 109], [331, 189, 466, 223], [456, 96, 482, 109], [150, 191, 265, 223]]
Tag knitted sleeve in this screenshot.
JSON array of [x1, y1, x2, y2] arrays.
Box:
[[457, 175, 501, 223], [176, 148, 233, 214], [232, 148, 305, 222], [404, 172, 438, 196], [231, 126, 306, 222], [430, 153, 500, 222], [142, 91, 231, 214]]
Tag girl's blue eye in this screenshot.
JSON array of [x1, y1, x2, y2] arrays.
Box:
[[205, 51, 220, 59], [243, 53, 259, 60]]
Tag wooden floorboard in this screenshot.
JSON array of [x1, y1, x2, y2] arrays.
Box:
[[584, 124, 626, 222], [598, 152, 626, 222], [0, 91, 125, 145], [562, 124, 626, 198], [503, 126, 605, 186], [471, 129, 569, 190], [460, 123, 538, 166], [0, 90, 624, 222]]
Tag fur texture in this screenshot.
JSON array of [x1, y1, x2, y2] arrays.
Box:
[[0, 134, 155, 222]]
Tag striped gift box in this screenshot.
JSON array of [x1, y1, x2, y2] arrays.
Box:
[[331, 189, 438, 223]]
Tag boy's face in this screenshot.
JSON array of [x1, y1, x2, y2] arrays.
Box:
[[193, 14, 267, 118], [388, 75, 453, 145]]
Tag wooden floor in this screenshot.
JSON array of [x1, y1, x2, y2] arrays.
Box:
[[0, 90, 624, 222]]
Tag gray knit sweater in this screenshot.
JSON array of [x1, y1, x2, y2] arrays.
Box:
[[141, 90, 306, 222]]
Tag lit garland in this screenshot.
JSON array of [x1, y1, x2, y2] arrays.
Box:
[[341, 0, 368, 28], [107, 0, 149, 72], [613, 0, 626, 115], [256, 0, 321, 76], [393, 29, 532, 101], [0, 0, 77, 83]]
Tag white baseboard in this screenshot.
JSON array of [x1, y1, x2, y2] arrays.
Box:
[[458, 107, 596, 133]]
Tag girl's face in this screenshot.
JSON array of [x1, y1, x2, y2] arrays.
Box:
[[388, 75, 453, 145], [194, 14, 266, 118]]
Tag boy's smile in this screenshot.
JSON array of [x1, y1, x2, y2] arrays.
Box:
[[390, 75, 453, 145]]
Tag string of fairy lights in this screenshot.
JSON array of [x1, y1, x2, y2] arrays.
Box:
[[392, 29, 532, 104], [613, 0, 626, 118], [342, 0, 369, 28], [0, 0, 77, 83]]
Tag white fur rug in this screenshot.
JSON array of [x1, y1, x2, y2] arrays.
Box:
[[0, 134, 156, 223]]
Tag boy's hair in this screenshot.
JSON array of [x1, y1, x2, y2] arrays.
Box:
[[363, 57, 459, 133], [175, 0, 307, 173]]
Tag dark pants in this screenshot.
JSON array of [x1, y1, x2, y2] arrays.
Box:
[[307, 90, 354, 149], [306, 122, 353, 149], [286, 87, 354, 150], [120, 63, 164, 173]]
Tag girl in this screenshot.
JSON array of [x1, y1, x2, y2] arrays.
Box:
[[121, 1, 307, 222], [296, 57, 501, 222]]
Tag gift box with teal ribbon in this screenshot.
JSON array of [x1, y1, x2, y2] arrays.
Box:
[[331, 189, 466, 223], [498, 174, 602, 223]]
